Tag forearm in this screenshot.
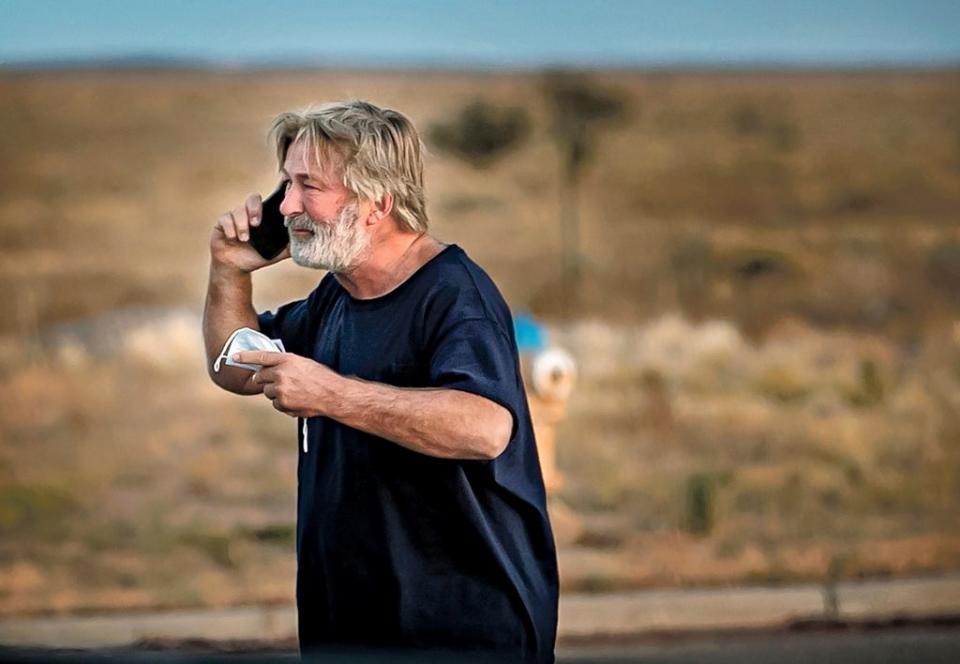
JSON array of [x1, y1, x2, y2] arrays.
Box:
[[326, 375, 512, 461], [202, 263, 260, 394]]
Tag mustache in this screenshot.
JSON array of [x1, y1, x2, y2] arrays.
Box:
[[284, 214, 318, 232]]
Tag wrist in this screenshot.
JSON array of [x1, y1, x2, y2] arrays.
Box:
[[209, 260, 252, 282], [318, 372, 352, 419]]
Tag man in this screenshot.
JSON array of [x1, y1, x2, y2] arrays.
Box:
[[202, 100, 558, 662]]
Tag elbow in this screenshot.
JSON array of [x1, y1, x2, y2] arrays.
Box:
[[207, 365, 234, 393], [479, 405, 514, 460], [207, 366, 227, 391], [207, 364, 260, 395]]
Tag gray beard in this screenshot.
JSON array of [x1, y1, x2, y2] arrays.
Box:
[[284, 201, 369, 272]]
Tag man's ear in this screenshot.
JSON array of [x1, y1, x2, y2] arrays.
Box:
[[370, 193, 394, 223]]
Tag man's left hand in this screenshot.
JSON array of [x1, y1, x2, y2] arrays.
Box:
[[231, 351, 340, 418]]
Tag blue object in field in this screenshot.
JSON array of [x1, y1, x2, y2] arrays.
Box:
[[514, 311, 547, 353]]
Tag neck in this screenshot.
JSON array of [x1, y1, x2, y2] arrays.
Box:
[[334, 231, 445, 299]]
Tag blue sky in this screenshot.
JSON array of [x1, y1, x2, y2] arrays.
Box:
[[1, 0, 958, 68]]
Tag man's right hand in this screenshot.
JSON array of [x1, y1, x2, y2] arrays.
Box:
[[210, 192, 290, 273]]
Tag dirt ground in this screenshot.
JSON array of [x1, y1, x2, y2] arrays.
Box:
[[1, 68, 959, 616]]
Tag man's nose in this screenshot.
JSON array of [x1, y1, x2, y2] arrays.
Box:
[[279, 187, 301, 217]]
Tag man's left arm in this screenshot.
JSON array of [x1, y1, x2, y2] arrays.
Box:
[[232, 350, 514, 460]]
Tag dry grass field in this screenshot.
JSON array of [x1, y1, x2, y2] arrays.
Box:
[[1, 68, 959, 616]]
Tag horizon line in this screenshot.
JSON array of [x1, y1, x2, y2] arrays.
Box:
[[2, 53, 960, 74]]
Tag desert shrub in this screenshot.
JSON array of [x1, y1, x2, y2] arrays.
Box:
[[926, 241, 960, 304], [730, 104, 764, 135], [0, 483, 77, 538], [756, 365, 812, 404], [768, 120, 801, 151], [728, 101, 801, 151], [242, 522, 295, 547], [685, 473, 716, 536], [671, 237, 715, 275], [843, 358, 885, 408], [830, 187, 880, 215], [726, 246, 802, 282], [176, 529, 235, 569], [427, 101, 531, 169], [671, 238, 717, 316]]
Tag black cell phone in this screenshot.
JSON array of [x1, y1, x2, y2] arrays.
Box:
[[248, 183, 289, 260]]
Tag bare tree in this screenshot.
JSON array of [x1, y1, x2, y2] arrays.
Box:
[[542, 71, 628, 298]]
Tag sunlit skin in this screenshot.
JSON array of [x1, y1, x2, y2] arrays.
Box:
[[206, 137, 514, 460], [230, 348, 513, 461]]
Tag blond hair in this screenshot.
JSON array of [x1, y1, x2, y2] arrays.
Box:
[[268, 100, 428, 233]]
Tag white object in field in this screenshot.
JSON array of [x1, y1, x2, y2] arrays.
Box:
[[213, 326, 285, 373], [531, 347, 577, 401]]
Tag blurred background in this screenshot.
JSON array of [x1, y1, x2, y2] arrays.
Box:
[[1, 0, 959, 655]]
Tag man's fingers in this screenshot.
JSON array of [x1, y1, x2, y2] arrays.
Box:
[[246, 193, 262, 227], [233, 350, 286, 366], [254, 366, 278, 384], [232, 205, 250, 242], [272, 399, 295, 416], [218, 212, 237, 240], [216, 194, 261, 243]]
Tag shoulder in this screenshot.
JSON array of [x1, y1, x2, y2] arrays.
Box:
[[421, 245, 515, 343], [426, 245, 509, 317]]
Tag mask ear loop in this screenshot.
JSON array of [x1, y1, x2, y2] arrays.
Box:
[[213, 327, 245, 373]]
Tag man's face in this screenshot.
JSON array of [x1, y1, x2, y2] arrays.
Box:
[[279, 138, 372, 272]]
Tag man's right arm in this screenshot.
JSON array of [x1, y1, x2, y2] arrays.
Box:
[[203, 265, 263, 395], [203, 191, 291, 395]]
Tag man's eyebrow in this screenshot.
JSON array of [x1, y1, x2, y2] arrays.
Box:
[[279, 168, 317, 180]]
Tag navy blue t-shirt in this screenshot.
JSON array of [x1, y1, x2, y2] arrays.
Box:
[[256, 243, 559, 662]]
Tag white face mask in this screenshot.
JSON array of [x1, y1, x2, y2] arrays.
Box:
[[213, 327, 285, 373]]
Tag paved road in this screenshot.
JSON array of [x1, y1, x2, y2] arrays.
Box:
[[1, 628, 959, 663], [558, 628, 960, 663], [1, 574, 958, 655]]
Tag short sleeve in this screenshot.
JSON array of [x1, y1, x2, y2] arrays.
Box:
[[428, 316, 523, 444], [257, 298, 309, 357]]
